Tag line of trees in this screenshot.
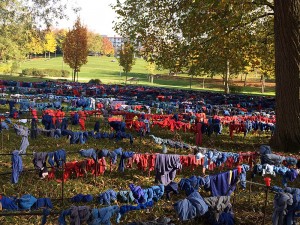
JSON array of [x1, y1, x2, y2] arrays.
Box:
[[24, 28, 114, 59]]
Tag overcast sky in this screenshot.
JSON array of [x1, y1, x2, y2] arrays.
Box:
[[56, 0, 119, 36]]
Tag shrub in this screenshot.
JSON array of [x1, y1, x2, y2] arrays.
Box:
[[230, 85, 244, 94], [22, 68, 35, 76], [32, 69, 44, 77], [61, 70, 70, 77], [88, 79, 102, 84], [22, 68, 70, 78]]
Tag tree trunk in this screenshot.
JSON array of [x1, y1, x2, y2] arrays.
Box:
[[125, 72, 128, 85], [244, 73, 248, 87], [44, 52, 46, 58], [49, 52, 50, 59], [77, 71, 79, 82], [261, 74, 265, 93], [190, 75, 193, 89], [202, 77, 205, 89], [240, 74, 243, 81], [224, 60, 230, 94], [73, 70, 76, 82], [271, 0, 300, 152]]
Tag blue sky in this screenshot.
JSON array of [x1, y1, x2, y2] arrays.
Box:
[[56, 0, 119, 36]]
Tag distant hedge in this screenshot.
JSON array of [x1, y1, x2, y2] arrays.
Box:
[[21, 68, 70, 78], [88, 79, 102, 84], [230, 85, 244, 94]]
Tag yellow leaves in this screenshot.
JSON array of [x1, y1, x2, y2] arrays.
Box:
[[44, 31, 57, 53]]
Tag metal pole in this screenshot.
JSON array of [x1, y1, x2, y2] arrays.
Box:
[[94, 155, 98, 186], [262, 187, 269, 225], [249, 178, 252, 204], [61, 160, 65, 204], [0, 211, 61, 216]]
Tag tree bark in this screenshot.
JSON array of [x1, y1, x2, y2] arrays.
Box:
[[244, 73, 248, 87], [261, 74, 265, 93], [190, 75, 193, 89], [225, 60, 230, 94], [202, 77, 205, 89], [271, 0, 300, 152]]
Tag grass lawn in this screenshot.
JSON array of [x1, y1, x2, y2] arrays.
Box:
[[10, 56, 275, 96]]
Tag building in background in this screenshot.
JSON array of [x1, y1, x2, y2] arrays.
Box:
[[101, 35, 124, 56], [102, 35, 142, 57]]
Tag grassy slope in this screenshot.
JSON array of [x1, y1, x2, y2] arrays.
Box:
[[15, 56, 275, 95]]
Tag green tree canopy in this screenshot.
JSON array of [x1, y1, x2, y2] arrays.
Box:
[[118, 42, 136, 84], [87, 31, 103, 56]]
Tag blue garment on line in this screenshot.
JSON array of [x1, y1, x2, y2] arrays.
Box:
[[89, 205, 119, 225], [11, 150, 23, 184], [129, 184, 145, 204], [1, 121, 9, 130], [179, 176, 203, 196], [240, 164, 250, 189], [119, 151, 135, 172], [71, 194, 93, 203], [99, 190, 117, 205], [117, 191, 135, 203], [165, 182, 179, 200], [110, 148, 123, 164], [34, 198, 53, 209], [79, 149, 97, 161], [117, 201, 153, 223], [284, 187, 300, 225], [48, 149, 66, 167], [0, 196, 18, 210], [210, 170, 238, 197], [58, 206, 91, 225], [173, 191, 208, 221], [41, 208, 50, 225], [18, 194, 37, 210], [142, 185, 164, 203]]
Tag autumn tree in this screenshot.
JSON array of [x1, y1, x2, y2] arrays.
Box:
[[62, 18, 88, 82], [118, 42, 136, 85], [25, 31, 44, 58], [102, 37, 115, 56], [44, 31, 57, 58], [87, 31, 103, 56], [54, 28, 67, 55]]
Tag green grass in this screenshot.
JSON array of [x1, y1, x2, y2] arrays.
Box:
[[10, 56, 275, 95]]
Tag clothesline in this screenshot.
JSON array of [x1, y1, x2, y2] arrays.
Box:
[[0, 170, 278, 225]]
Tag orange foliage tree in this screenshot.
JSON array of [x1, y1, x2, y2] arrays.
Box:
[[102, 37, 115, 56], [62, 18, 88, 82]]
